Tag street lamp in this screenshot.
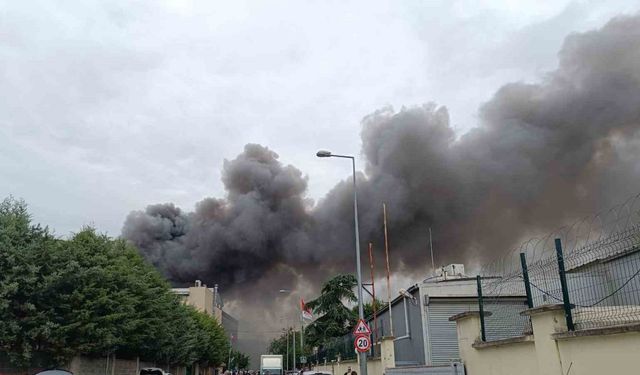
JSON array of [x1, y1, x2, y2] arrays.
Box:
[[316, 150, 367, 375], [282, 327, 290, 372]]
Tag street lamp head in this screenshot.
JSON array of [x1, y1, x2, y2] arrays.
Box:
[[316, 150, 332, 158], [279, 289, 291, 294]]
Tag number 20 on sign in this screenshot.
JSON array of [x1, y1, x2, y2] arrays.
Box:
[[354, 334, 371, 353]]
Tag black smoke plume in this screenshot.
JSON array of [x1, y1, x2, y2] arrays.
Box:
[[123, 15, 640, 303]]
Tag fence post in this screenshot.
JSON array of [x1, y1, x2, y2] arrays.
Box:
[[476, 275, 486, 341], [554, 238, 575, 331], [519, 253, 534, 308]]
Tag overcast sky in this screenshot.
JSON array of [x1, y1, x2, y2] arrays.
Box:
[[1, 0, 638, 237]]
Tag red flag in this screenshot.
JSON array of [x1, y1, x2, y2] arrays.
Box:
[[300, 298, 313, 320]]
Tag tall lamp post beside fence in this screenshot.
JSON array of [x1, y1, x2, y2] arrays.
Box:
[[316, 150, 368, 375]]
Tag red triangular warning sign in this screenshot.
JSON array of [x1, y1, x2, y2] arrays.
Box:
[[352, 319, 372, 335]]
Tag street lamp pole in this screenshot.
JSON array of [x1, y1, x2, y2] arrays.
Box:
[[283, 328, 289, 371], [279, 289, 306, 371], [316, 150, 367, 375], [292, 328, 296, 372]]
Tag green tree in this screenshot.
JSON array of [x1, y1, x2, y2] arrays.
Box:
[[353, 298, 385, 320], [190, 307, 230, 367], [229, 349, 250, 370], [304, 274, 357, 347], [267, 329, 302, 369], [0, 197, 58, 366], [0, 197, 229, 368], [267, 331, 288, 356]]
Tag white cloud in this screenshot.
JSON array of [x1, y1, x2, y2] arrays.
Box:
[[0, 0, 637, 236]]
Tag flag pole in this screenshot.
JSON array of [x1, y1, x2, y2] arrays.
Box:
[[368, 242, 378, 343], [300, 308, 304, 368], [383, 203, 394, 337]]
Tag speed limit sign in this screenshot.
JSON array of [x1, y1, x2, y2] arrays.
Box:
[[354, 334, 371, 352]]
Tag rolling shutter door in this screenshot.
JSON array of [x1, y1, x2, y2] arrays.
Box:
[[427, 301, 476, 365]]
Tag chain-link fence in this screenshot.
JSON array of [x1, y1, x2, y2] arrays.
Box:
[[479, 273, 532, 341], [476, 193, 640, 341]]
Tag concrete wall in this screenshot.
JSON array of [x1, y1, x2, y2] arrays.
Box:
[[452, 312, 538, 375], [556, 330, 640, 374], [451, 306, 640, 375], [315, 337, 395, 375], [68, 355, 189, 375], [188, 286, 219, 320], [0, 368, 42, 375], [315, 359, 357, 375], [182, 285, 238, 340], [464, 341, 537, 375], [70, 356, 109, 375], [315, 358, 382, 375], [1, 354, 199, 375]]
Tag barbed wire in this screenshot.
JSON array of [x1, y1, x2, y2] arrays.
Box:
[[478, 192, 640, 339], [481, 193, 640, 277]]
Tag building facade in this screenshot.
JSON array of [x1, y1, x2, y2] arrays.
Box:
[[367, 265, 528, 366], [173, 280, 239, 340]]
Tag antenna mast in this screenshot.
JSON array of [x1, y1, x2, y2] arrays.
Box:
[[429, 227, 435, 274]]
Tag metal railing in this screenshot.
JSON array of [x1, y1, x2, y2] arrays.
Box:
[[316, 334, 357, 362]]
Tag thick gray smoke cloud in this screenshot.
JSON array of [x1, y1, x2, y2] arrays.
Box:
[[123, 15, 640, 301], [122, 144, 314, 287]]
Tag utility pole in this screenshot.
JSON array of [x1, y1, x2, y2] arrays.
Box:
[[383, 203, 394, 337], [429, 227, 435, 273], [285, 328, 289, 371]]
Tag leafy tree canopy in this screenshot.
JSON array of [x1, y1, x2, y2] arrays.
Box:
[[0, 197, 229, 368], [353, 298, 386, 320], [303, 274, 357, 347], [267, 329, 302, 369], [229, 349, 250, 370]]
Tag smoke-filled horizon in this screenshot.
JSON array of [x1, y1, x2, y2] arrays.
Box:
[[122, 14, 640, 318]]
